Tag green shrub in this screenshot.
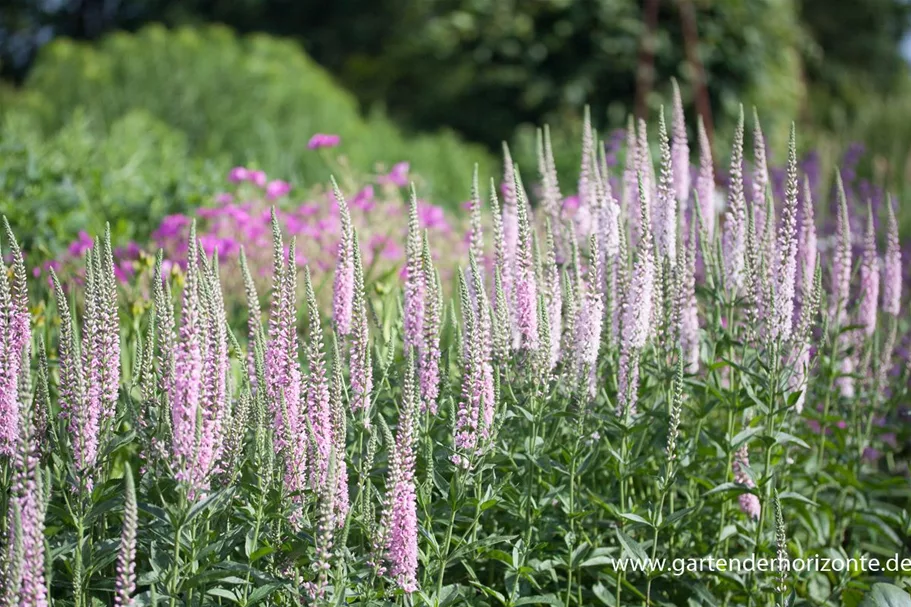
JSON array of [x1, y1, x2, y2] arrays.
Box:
[[7, 24, 495, 202], [0, 108, 222, 255]]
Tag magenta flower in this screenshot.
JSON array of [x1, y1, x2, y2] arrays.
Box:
[[415, 202, 447, 233], [378, 161, 410, 187], [308, 133, 341, 149], [153, 214, 191, 244], [214, 192, 234, 204], [68, 230, 94, 257], [249, 170, 267, 188], [228, 166, 249, 183], [352, 185, 375, 211], [266, 180, 292, 200]]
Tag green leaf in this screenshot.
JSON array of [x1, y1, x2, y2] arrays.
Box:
[[514, 594, 563, 606], [581, 555, 617, 568], [618, 512, 651, 526], [616, 530, 648, 563], [245, 583, 283, 605], [774, 431, 811, 450], [859, 583, 911, 607], [729, 427, 761, 449], [778, 491, 817, 507], [206, 588, 240, 602], [186, 487, 233, 523], [705, 482, 747, 497]]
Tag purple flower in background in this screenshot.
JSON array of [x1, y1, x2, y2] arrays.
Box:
[[214, 192, 234, 204], [352, 186, 375, 211], [228, 166, 249, 183], [308, 133, 341, 149], [417, 202, 447, 231], [68, 230, 94, 257], [378, 162, 410, 187], [266, 180, 292, 200], [153, 214, 191, 244], [249, 170, 267, 188]]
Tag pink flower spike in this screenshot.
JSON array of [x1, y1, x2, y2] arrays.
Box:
[[883, 196, 902, 316], [266, 180, 292, 200], [308, 133, 342, 149]]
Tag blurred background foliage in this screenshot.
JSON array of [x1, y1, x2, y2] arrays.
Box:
[[1, 0, 910, 252]]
